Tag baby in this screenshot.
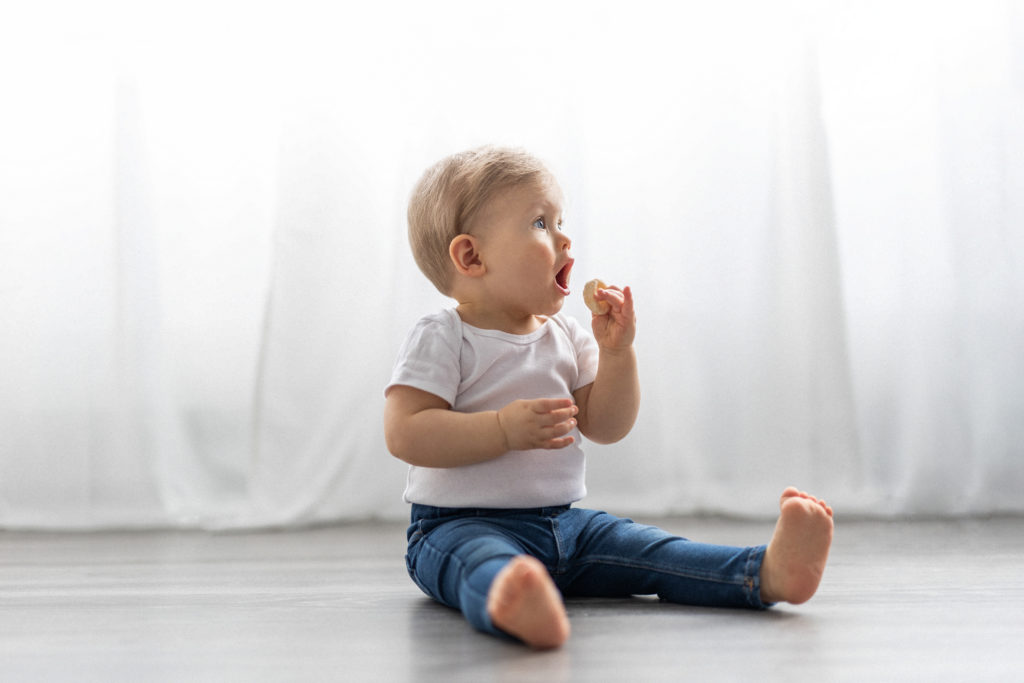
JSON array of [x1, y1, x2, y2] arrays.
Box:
[[384, 146, 834, 648]]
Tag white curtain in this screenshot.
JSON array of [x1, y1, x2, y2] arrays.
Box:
[[1, 1, 1021, 529]]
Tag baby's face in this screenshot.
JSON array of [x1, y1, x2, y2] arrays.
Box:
[[472, 179, 574, 321]]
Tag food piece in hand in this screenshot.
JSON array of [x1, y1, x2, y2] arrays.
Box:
[[583, 279, 610, 315]]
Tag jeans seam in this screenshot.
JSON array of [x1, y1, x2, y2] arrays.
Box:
[[744, 545, 770, 609], [550, 517, 568, 575], [576, 555, 747, 586]]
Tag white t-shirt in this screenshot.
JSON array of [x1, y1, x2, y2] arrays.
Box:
[[385, 309, 600, 508]]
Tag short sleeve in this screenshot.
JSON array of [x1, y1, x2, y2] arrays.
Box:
[[385, 314, 462, 405], [563, 315, 599, 390]]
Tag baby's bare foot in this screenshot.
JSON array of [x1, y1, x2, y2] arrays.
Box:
[[760, 487, 834, 605], [487, 555, 570, 649]]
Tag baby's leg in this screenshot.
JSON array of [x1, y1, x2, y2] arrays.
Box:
[[406, 517, 568, 647], [759, 487, 834, 604], [487, 555, 570, 649], [561, 511, 772, 609]]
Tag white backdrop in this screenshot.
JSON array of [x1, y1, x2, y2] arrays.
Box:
[[1, 1, 1022, 528]]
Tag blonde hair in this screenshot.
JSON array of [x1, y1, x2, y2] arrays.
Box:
[[407, 146, 551, 295]]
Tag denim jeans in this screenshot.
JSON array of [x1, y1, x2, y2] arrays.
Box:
[[405, 504, 772, 640]]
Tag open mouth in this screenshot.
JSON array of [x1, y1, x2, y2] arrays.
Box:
[[555, 259, 574, 294]]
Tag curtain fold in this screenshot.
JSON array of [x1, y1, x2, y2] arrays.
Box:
[[1, 1, 1021, 528]]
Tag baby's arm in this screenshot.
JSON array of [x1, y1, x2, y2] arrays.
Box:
[[384, 385, 579, 467], [574, 285, 640, 445]]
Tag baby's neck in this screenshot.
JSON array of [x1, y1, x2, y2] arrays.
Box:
[[455, 304, 545, 335]]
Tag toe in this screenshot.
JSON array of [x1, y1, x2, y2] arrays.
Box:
[[780, 487, 802, 503]]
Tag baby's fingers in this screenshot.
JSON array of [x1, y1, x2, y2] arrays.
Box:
[[544, 403, 579, 424], [537, 402, 578, 449], [530, 397, 576, 414], [616, 286, 634, 319], [541, 434, 576, 450], [595, 285, 623, 301], [597, 286, 636, 321]]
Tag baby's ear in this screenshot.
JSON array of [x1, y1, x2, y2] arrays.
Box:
[[449, 235, 485, 277]]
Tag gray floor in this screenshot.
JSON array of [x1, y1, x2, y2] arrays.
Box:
[[1, 515, 1022, 682]]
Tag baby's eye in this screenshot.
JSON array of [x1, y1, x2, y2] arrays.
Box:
[[532, 218, 547, 231]]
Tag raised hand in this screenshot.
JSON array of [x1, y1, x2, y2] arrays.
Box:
[[589, 285, 636, 351]]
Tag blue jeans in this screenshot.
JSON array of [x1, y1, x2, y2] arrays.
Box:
[[405, 504, 772, 640]]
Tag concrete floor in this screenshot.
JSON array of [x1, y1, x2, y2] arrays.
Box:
[[1, 515, 1021, 682]]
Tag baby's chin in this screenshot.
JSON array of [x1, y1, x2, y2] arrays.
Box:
[[543, 297, 567, 316]]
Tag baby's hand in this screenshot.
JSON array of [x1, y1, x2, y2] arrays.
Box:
[[588, 284, 636, 351], [497, 398, 578, 451]]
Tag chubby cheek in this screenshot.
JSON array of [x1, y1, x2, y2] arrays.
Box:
[[525, 241, 557, 267], [529, 259, 558, 287]]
